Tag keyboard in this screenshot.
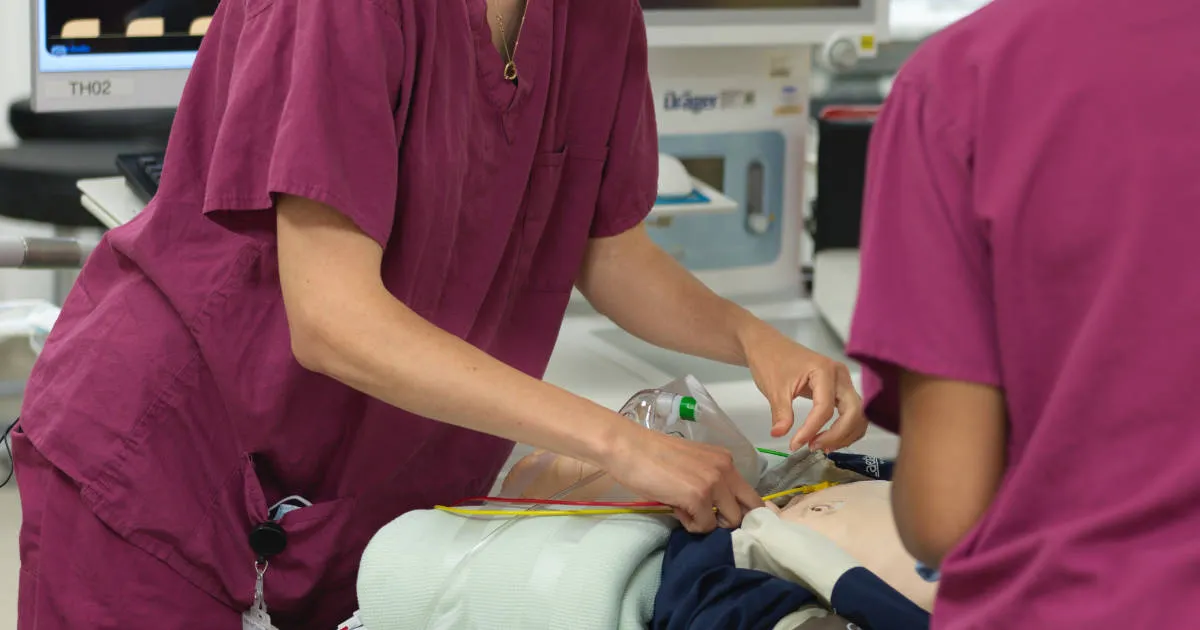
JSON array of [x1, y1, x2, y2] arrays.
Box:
[[115, 151, 166, 205]]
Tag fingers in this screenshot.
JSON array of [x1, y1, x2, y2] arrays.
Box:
[[681, 448, 757, 533], [730, 468, 765, 513], [811, 368, 867, 451], [768, 388, 796, 439], [811, 417, 858, 452], [674, 453, 722, 533], [617, 430, 765, 534], [673, 507, 701, 533], [712, 482, 743, 529], [680, 486, 719, 533], [790, 368, 837, 450], [716, 469, 763, 528]]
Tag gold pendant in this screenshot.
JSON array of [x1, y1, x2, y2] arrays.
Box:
[[503, 61, 518, 81]]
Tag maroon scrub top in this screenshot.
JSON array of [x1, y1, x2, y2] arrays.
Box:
[[848, 0, 1200, 626], [19, 0, 657, 624]]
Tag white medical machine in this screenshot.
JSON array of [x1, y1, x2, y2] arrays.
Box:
[[807, 0, 990, 343], [638, 0, 885, 298]]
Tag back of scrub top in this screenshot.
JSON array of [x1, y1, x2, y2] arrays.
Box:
[[846, 0, 1200, 627]]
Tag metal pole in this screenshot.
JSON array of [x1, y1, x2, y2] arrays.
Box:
[[0, 236, 94, 270]]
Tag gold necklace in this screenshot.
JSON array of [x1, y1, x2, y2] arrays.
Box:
[[493, 3, 521, 81]]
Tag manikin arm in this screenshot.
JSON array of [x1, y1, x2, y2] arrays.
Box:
[[732, 508, 930, 630]]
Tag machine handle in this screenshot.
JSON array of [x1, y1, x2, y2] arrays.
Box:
[[0, 237, 95, 269]]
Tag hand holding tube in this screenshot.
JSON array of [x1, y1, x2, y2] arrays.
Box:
[[600, 423, 764, 533]]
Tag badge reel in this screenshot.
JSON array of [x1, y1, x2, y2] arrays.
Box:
[[243, 521, 287, 630]]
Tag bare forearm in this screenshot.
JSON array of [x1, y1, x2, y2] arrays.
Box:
[[276, 195, 631, 468], [891, 453, 982, 568], [293, 289, 628, 467], [892, 372, 1008, 567], [577, 225, 776, 366]]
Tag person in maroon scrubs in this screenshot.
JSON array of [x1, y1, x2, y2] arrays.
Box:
[[12, 1, 865, 627]]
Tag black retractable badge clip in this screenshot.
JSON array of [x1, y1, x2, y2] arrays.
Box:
[[243, 521, 287, 630]]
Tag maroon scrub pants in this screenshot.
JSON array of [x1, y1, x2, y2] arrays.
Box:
[[13, 427, 241, 629]]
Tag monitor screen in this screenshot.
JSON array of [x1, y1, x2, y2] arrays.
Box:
[[37, 0, 218, 74], [639, 0, 879, 47], [642, 0, 859, 7]]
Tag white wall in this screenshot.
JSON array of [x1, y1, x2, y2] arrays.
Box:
[[0, 0, 30, 148], [0, 0, 58, 303]]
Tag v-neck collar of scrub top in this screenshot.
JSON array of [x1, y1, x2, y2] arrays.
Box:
[[467, 0, 551, 123]]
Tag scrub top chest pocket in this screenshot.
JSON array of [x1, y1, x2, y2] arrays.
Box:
[[516, 145, 610, 294]]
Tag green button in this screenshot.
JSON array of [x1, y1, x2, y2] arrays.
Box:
[[679, 396, 697, 421]]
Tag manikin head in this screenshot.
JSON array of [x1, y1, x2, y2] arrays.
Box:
[[501, 450, 937, 611]]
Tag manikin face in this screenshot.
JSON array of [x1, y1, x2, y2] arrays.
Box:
[[502, 453, 937, 612], [778, 480, 936, 611]]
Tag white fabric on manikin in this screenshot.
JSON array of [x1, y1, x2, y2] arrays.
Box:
[[357, 508, 674, 630], [772, 607, 833, 630], [731, 508, 861, 604]]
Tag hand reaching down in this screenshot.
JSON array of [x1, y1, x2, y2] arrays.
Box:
[[741, 326, 866, 452], [602, 424, 765, 533]]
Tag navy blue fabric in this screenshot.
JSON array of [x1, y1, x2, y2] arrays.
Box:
[[826, 453, 894, 481], [651, 527, 820, 630], [830, 567, 930, 630], [653, 454, 930, 629], [652, 527, 930, 630]]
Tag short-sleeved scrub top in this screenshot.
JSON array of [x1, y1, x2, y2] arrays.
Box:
[[18, 0, 658, 625], [847, 0, 1200, 627]]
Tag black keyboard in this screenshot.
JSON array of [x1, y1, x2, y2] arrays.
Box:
[[115, 151, 166, 205]]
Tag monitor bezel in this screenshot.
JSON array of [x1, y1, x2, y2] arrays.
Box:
[[644, 1, 887, 47], [29, 0, 195, 113]]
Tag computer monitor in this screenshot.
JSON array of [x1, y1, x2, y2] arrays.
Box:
[[28, 0, 887, 113], [29, 0, 218, 113], [642, 0, 887, 47]]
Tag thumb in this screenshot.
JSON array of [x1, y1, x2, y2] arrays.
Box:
[[768, 389, 795, 438]]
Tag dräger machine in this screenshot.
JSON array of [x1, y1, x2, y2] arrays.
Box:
[[640, 0, 885, 299]]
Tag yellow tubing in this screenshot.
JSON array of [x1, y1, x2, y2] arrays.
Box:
[[434, 481, 839, 519]]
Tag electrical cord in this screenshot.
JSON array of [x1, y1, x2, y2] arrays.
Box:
[[0, 418, 18, 490], [434, 447, 813, 519]]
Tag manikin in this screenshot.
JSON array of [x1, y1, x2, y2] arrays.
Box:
[[503, 450, 937, 612], [356, 449, 935, 630]]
